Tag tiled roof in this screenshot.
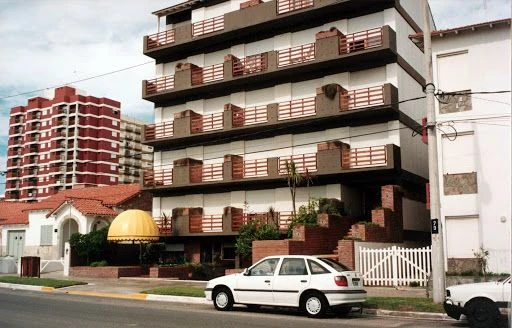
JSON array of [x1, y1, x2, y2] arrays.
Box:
[[0, 201, 31, 225], [70, 199, 118, 216], [24, 184, 142, 212]]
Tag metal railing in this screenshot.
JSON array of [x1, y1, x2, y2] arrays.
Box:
[[232, 105, 268, 126], [340, 85, 385, 110], [201, 163, 224, 182], [277, 0, 314, 15], [154, 217, 173, 235], [231, 211, 294, 231], [189, 215, 223, 233], [146, 75, 175, 95], [190, 112, 224, 133], [235, 158, 268, 178], [232, 53, 268, 76], [278, 153, 317, 174], [147, 29, 176, 50], [341, 145, 387, 168], [143, 169, 173, 187], [339, 27, 383, 54], [277, 43, 315, 67], [192, 15, 225, 37], [278, 97, 316, 120], [191, 64, 224, 85], [145, 121, 174, 141]]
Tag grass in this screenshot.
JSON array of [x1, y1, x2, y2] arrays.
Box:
[[140, 286, 444, 313], [0, 276, 87, 289]]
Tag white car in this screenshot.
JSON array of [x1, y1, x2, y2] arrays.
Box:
[[444, 275, 511, 328], [205, 255, 366, 318]]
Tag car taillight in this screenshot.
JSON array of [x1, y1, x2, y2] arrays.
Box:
[[334, 276, 348, 287]]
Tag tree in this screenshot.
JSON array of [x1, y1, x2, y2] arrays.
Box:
[[235, 221, 279, 259], [69, 226, 109, 265], [284, 160, 304, 218]]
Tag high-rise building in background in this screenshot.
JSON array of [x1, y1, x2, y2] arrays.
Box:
[[140, 0, 431, 266], [119, 116, 154, 184], [4, 86, 152, 201]]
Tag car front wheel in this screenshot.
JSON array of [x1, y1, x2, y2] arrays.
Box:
[[466, 298, 499, 328], [301, 292, 328, 318], [213, 287, 234, 311]]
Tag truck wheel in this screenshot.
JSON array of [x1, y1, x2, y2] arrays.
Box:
[[467, 298, 499, 328]]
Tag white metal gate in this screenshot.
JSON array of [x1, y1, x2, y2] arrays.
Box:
[[358, 245, 432, 286]]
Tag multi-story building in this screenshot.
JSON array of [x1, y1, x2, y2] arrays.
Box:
[[413, 19, 511, 274], [119, 117, 154, 184], [5, 86, 121, 201], [141, 0, 431, 266]]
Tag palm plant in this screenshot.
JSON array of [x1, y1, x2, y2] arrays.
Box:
[[285, 160, 303, 218]]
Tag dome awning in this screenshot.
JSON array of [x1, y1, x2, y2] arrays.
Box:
[[107, 210, 159, 242]]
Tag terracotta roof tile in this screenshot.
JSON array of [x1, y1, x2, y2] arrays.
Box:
[[71, 199, 118, 216], [0, 201, 30, 225]]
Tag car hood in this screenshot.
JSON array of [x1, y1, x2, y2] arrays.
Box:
[[207, 273, 241, 286], [448, 281, 501, 292]]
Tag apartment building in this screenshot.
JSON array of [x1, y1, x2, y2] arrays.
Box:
[[5, 86, 121, 201], [414, 19, 511, 274], [119, 116, 154, 184], [141, 0, 431, 266]]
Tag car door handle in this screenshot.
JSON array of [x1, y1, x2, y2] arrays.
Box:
[[300, 280, 307, 283], [265, 280, 271, 283]]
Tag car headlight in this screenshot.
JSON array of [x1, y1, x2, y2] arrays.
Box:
[[445, 298, 453, 305]]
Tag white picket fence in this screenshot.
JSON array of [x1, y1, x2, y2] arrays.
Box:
[[358, 245, 432, 287]]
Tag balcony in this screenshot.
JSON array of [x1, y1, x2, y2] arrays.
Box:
[[144, 83, 398, 150], [142, 26, 396, 106], [143, 143, 400, 196], [143, 0, 394, 61]]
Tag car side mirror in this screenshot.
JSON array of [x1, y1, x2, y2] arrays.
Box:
[[243, 269, 250, 276]]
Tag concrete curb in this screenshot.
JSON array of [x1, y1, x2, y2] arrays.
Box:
[[362, 308, 452, 320], [0, 282, 55, 292]]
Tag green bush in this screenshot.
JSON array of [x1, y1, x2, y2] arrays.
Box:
[[90, 260, 108, 267], [235, 221, 279, 259], [287, 200, 318, 237], [69, 226, 109, 265]]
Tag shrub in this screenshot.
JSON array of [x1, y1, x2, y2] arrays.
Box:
[[287, 200, 318, 237], [90, 260, 108, 267], [235, 220, 279, 259], [69, 226, 109, 265]]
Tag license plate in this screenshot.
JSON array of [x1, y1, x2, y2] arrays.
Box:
[[353, 281, 359, 286]]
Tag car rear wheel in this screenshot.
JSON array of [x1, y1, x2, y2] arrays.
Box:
[[301, 292, 328, 318], [213, 287, 234, 311], [466, 298, 499, 328]]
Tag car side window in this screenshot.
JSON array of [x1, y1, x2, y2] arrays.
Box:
[[279, 258, 308, 275], [308, 259, 330, 274], [250, 258, 279, 276]]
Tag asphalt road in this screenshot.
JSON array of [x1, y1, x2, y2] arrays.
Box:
[[0, 288, 488, 328]]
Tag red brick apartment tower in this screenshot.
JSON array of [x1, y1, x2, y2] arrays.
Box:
[[5, 86, 121, 201]]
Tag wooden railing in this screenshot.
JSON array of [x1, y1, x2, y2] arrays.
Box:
[[342, 145, 387, 168], [201, 163, 224, 182], [146, 75, 175, 95], [339, 27, 383, 54], [278, 97, 316, 120], [236, 158, 268, 178], [143, 169, 173, 187], [154, 217, 173, 235], [147, 29, 176, 50], [277, 43, 315, 67], [232, 211, 294, 231], [233, 53, 268, 76], [278, 153, 317, 174], [191, 64, 224, 85], [189, 215, 223, 233], [277, 0, 314, 15], [145, 121, 174, 141], [232, 105, 268, 126], [190, 112, 224, 133], [340, 85, 385, 110], [192, 15, 225, 37]]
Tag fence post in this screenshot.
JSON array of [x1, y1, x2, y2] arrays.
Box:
[[391, 245, 398, 286]]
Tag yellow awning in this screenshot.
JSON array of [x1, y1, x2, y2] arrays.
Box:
[[107, 209, 159, 242]]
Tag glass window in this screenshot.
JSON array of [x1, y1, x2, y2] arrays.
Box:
[[40, 225, 53, 246], [308, 259, 330, 274], [279, 258, 307, 275], [318, 258, 350, 272], [249, 258, 279, 276]]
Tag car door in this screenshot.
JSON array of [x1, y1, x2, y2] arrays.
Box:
[[234, 258, 279, 305], [272, 258, 310, 306]]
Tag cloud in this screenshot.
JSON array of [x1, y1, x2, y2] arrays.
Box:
[[430, 0, 511, 29]]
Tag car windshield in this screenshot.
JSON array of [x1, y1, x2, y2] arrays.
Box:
[[318, 258, 350, 272]]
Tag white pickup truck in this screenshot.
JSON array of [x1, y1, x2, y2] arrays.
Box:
[[443, 276, 511, 328]]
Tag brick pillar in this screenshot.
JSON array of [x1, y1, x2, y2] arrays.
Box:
[[173, 110, 202, 138], [338, 239, 355, 270], [185, 240, 201, 264], [223, 54, 237, 81], [317, 141, 349, 173], [266, 103, 278, 124], [315, 27, 344, 61], [380, 185, 403, 242], [172, 158, 203, 185], [224, 103, 243, 128], [316, 84, 347, 117], [174, 63, 197, 90], [223, 154, 243, 180]]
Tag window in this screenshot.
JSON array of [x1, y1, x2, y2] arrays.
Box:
[[112, 120, 118, 126], [40, 225, 53, 246], [110, 176, 116, 182], [308, 259, 329, 274], [111, 165, 116, 171], [111, 142, 117, 148], [112, 131, 117, 137], [249, 258, 279, 276], [279, 258, 307, 275]]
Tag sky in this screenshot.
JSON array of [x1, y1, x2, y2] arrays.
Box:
[[0, 0, 510, 195]]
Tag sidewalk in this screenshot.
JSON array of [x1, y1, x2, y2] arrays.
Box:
[[0, 271, 450, 320]]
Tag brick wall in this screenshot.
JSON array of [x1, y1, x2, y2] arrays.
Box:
[[338, 239, 355, 269], [149, 265, 191, 279], [186, 240, 201, 263], [69, 266, 142, 278], [119, 191, 153, 212]]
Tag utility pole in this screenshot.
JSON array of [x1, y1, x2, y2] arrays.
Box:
[[422, 0, 446, 303]]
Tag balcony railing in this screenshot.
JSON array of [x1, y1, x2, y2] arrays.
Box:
[[231, 211, 294, 231], [233, 53, 268, 76], [144, 169, 173, 186], [277, 0, 314, 15], [145, 121, 174, 141], [340, 85, 385, 110], [189, 214, 223, 233], [147, 29, 176, 50], [233, 105, 268, 126], [277, 43, 315, 67], [154, 217, 173, 235], [192, 15, 225, 37], [341, 145, 387, 168], [191, 112, 224, 133], [200, 163, 224, 182], [146, 75, 175, 95], [339, 27, 383, 54], [278, 97, 316, 120], [191, 64, 224, 85], [279, 153, 317, 174], [234, 158, 269, 178]]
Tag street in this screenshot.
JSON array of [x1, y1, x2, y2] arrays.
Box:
[[0, 288, 488, 328]]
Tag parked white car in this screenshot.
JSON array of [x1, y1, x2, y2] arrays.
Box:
[[444, 275, 511, 328], [205, 255, 366, 318]]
